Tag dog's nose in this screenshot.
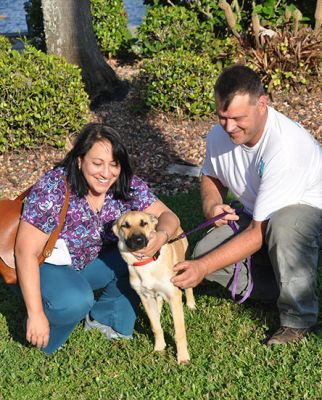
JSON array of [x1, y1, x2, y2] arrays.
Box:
[[125, 234, 148, 251]]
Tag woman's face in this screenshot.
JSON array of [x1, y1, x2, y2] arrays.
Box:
[[78, 139, 121, 197]]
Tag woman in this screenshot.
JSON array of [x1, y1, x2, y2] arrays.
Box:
[[15, 123, 180, 353]]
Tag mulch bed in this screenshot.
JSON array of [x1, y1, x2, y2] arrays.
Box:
[[0, 60, 321, 199]]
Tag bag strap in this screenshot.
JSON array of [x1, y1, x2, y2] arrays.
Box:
[[15, 187, 32, 201], [15, 175, 70, 264], [39, 176, 70, 263]]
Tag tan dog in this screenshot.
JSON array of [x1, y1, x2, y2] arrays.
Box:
[[112, 211, 195, 364]]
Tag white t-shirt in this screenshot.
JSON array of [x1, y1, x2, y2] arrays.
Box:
[[202, 106, 322, 221]]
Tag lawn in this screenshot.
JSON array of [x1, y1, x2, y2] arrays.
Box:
[[0, 188, 321, 400]]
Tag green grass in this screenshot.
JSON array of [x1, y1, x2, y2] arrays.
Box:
[[0, 187, 321, 400]]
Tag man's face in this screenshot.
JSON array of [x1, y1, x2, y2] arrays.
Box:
[[216, 93, 268, 147]]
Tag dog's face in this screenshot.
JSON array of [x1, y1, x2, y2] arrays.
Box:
[[112, 211, 158, 252]]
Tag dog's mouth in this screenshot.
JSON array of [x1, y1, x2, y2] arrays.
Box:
[[125, 233, 149, 252]]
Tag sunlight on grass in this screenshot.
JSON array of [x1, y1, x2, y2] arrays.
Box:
[[0, 188, 321, 399]]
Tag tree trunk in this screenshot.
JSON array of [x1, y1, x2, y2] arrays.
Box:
[[41, 0, 121, 98]]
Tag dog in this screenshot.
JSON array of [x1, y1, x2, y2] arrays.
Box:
[[112, 211, 195, 364]]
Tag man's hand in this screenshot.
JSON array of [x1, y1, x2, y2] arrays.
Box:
[[171, 260, 208, 289], [209, 203, 239, 227]]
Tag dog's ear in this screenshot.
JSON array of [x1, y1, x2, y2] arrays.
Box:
[[112, 221, 120, 238], [148, 214, 159, 228]]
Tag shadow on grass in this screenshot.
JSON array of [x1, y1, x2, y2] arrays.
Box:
[[0, 279, 26, 345], [133, 301, 183, 354], [193, 280, 280, 335], [193, 278, 322, 343]]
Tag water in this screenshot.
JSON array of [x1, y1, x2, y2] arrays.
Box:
[[0, 0, 146, 35], [123, 0, 146, 31], [0, 0, 27, 35]]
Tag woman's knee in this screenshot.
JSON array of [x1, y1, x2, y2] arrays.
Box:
[[43, 282, 95, 325]]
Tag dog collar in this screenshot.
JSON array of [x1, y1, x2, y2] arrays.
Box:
[[133, 251, 160, 267]]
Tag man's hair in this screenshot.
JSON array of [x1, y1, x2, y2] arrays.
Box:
[[56, 123, 133, 199], [215, 64, 265, 111]]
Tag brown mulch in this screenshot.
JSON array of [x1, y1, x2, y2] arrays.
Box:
[[0, 60, 321, 199]]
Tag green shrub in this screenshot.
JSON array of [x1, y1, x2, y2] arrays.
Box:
[[142, 0, 230, 37], [252, 0, 301, 27], [141, 50, 223, 117], [0, 40, 89, 152], [24, 0, 132, 57], [135, 5, 216, 57], [90, 0, 132, 58], [0, 35, 11, 51], [204, 35, 238, 65]]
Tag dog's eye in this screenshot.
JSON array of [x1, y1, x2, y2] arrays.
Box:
[[140, 220, 148, 227], [121, 221, 130, 229]]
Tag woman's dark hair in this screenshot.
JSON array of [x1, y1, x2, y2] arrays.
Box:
[[215, 64, 265, 111], [56, 123, 133, 199]]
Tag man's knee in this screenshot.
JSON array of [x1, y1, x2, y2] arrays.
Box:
[[266, 205, 296, 241], [266, 204, 322, 249], [193, 225, 235, 259]]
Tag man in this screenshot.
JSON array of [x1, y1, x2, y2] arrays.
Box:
[[172, 64, 322, 345]]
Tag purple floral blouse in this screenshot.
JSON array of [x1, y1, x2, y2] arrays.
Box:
[[21, 167, 157, 270]]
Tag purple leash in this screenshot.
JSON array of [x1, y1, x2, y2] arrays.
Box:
[[168, 211, 229, 244], [227, 220, 253, 304], [169, 208, 253, 304]]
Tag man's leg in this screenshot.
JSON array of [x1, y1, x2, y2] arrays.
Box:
[[193, 213, 278, 301], [265, 204, 322, 344]]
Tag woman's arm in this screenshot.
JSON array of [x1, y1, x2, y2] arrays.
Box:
[[15, 220, 51, 349], [140, 200, 180, 257]]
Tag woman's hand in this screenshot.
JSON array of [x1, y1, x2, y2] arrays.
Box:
[[133, 230, 168, 259], [136, 199, 180, 260], [26, 312, 50, 349]]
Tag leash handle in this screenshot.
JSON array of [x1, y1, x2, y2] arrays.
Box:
[[231, 257, 253, 304], [228, 220, 253, 304]]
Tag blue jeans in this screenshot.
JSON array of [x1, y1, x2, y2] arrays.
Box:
[[193, 204, 322, 329], [19, 245, 139, 354]]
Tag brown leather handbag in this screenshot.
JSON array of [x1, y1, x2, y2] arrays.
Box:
[[0, 176, 70, 285]]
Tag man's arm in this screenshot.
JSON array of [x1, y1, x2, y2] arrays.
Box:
[[201, 175, 226, 218], [172, 219, 267, 288], [201, 175, 238, 226]]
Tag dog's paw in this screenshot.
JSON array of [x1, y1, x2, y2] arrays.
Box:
[[154, 342, 166, 352], [177, 348, 190, 365], [185, 288, 196, 310], [186, 301, 196, 311], [177, 357, 190, 365]]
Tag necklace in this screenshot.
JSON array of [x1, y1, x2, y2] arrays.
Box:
[[86, 195, 103, 215], [85, 196, 104, 234]]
